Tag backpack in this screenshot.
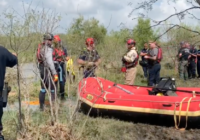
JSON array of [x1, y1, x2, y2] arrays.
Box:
[[157, 47, 163, 63], [53, 48, 65, 61], [148, 77, 177, 96], [36, 43, 45, 63]]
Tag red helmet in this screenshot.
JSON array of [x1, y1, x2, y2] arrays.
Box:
[[54, 35, 61, 42], [127, 39, 136, 45], [86, 38, 94, 45]]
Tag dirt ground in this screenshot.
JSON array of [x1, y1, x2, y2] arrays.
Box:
[[73, 104, 200, 140], [3, 98, 200, 140]]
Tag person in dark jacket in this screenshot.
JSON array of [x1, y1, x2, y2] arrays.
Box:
[[77, 38, 101, 78], [144, 41, 161, 86], [0, 46, 17, 140], [178, 42, 190, 80], [140, 43, 149, 78], [188, 45, 197, 79], [52, 35, 68, 100], [197, 45, 200, 78]]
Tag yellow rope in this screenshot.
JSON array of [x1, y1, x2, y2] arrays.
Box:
[[177, 97, 188, 127], [184, 97, 193, 129], [174, 97, 188, 129], [174, 97, 193, 130]]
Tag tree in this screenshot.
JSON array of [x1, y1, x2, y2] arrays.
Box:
[[69, 16, 107, 43], [66, 16, 107, 53], [128, 0, 200, 42], [0, 2, 61, 130], [110, 28, 132, 45], [133, 18, 157, 50]]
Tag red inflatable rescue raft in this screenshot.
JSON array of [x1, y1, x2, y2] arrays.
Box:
[[78, 77, 200, 120]]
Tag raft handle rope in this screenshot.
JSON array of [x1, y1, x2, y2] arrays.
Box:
[[174, 97, 193, 130], [79, 78, 197, 131]]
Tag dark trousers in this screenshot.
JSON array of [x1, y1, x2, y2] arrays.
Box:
[[0, 96, 3, 132], [148, 63, 161, 86], [197, 60, 200, 77], [83, 68, 95, 78], [55, 62, 66, 97], [188, 61, 196, 78], [142, 66, 148, 78], [38, 63, 55, 108]]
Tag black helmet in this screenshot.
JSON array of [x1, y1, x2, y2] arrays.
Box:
[[43, 33, 54, 40]]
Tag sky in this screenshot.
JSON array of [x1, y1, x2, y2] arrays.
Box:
[[0, 0, 199, 34]]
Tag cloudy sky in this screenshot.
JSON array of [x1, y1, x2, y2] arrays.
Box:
[[0, 0, 199, 34]]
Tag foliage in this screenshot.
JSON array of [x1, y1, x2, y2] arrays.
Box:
[[68, 16, 107, 43], [2, 1, 200, 139], [133, 18, 158, 50], [109, 28, 132, 45], [164, 23, 200, 46], [66, 16, 107, 54]]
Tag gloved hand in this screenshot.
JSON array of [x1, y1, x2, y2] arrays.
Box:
[[53, 74, 58, 82], [121, 66, 126, 73]]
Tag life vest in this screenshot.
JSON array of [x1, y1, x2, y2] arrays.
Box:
[[36, 43, 45, 63], [123, 51, 139, 68], [157, 47, 163, 63], [53, 48, 65, 62]]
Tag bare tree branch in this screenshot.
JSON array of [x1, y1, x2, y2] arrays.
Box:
[[186, 11, 200, 20], [150, 6, 200, 28], [159, 23, 200, 35], [185, 0, 196, 7], [151, 23, 200, 41], [174, 7, 182, 22], [106, 15, 112, 29], [154, 25, 178, 41], [128, 0, 159, 18]]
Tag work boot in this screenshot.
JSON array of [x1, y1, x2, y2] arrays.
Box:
[[60, 93, 65, 100], [39, 91, 45, 111], [0, 134, 4, 140], [40, 104, 44, 111]]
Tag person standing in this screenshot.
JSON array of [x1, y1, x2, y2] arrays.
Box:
[[37, 33, 58, 111], [144, 41, 161, 86], [52, 35, 68, 100], [188, 45, 197, 79], [77, 38, 101, 78], [197, 45, 200, 78], [178, 42, 190, 80], [122, 39, 138, 85], [0, 46, 17, 139], [140, 43, 149, 78]]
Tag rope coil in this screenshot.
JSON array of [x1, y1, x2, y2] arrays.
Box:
[[174, 97, 193, 130]]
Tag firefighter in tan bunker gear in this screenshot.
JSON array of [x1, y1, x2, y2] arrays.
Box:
[[122, 39, 138, 85]]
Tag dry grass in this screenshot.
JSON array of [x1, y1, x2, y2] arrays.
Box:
[[2, 45, 200, 140]]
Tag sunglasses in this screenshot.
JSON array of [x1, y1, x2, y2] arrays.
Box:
[[127, 43, 134, 45]]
